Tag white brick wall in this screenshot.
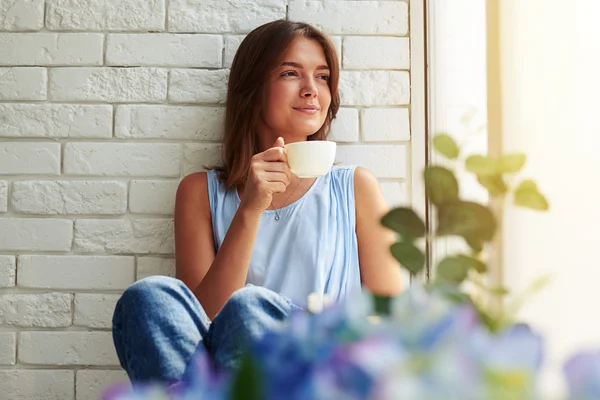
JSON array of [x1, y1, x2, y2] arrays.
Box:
[[0, 0, 412, 397]]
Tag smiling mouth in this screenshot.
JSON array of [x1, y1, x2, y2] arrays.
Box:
[[293, 107, 320, 114]]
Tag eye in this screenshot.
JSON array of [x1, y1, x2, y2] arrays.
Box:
[[317, 74, 330, 81], [281, 71, 298, 77]]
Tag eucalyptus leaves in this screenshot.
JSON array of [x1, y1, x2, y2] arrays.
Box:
[[381, 133, 549, 325]]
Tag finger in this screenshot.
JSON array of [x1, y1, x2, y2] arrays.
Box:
[[272, 136, 285, 148], [261, 146, 287, 162], [261, 171, 291, 186], [259, 161, 287, 173]]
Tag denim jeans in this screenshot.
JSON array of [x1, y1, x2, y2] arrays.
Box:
[[111, 275, 300, 387]]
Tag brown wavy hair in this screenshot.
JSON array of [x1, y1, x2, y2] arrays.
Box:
[[214, 20, 340, 189]]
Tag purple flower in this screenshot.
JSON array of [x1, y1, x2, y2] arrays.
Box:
[[564, 349, 600, 399]]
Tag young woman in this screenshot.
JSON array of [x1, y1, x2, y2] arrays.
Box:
[[112, 19, 402, 387]]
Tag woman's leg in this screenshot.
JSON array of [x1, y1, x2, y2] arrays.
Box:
[[111, 275, 211, 386], [205, 284, 301, 370]]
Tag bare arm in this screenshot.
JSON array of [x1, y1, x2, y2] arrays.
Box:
[[175, 139, 291, 320], [354, 167, 403, 296]]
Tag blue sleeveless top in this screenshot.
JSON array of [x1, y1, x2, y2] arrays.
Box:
[[206, 165, 362, 308]]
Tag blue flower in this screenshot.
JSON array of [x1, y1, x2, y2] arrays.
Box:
[[564, 349, 600, 399]]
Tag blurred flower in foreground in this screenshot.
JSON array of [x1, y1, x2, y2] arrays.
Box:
[[564, 350, 600, 400]]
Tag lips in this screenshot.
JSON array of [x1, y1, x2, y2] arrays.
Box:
[[293, 105, 320, 113]]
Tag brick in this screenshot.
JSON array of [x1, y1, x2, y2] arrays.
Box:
[[74, 294, 121, 329], [115, 105, 224, 140], [77, 370, 130, 400], [336, 145, 406, 179], [0, 219, 72, 251], [183, 143, 222, 175], [0, 255, 15, 287], [107, 34, 221, 67], [46, 0, 164, 31], [19, 331, 119, 365], [289, 0, 408, 35], [0, 180, 6, 212], [343, 37, 410, 70], [0, 370, 74, 399], [0, 67, 46, 100], [224, 35, 244, 68], [0, 142, 61, 175], [169, 0, 285, 33], [0, 0, 44, 31], [340, 71, 410, 106], [0, 104, 112, 138], [329, 108, 358, 142], [0, 293, 71, 327], [12, 181, 127, 215], [0, 33, 103, 66], [137, 257, 175, 280], [0, 332, 16, 364], [361, 108, 410, 142], [64, 143, 181, 177], [74, 219, 174, 254], [380, 181, 408, 207], [169, 69, 229, 104], [18, 255, 135, 290], [129, 180, 178, 215], [49, 67, 168, 102]]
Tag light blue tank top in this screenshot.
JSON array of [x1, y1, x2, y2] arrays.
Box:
[[206, 165, 362, 308]]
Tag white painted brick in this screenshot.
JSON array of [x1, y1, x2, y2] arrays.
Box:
[[361, 108, 411, 142], [329, 108, 359, 142], [224, 35, 245, 68], [169, 69, 229, 104], [137, 257, 175, 280], [19, 331, 119, 366], [115, 105, 224, 140], [130, 180, 178, 215], [0, 0, 44, 31], [0, 181, 6, 212], [12, 181, 127, 215], [340, 71, 410, 106], [169, 0, 286, 33], [49, 67, 168, 102], [0, 142, 61, 175], [343, 37, 410, 70], [0, 219, 72, 251], [107, 34, 222, 67], [289, 0, 409, 35], [183, 143, 222, 175], [0, 255, 15, 287], [336, 145, 406, 179], [0, 293, 71, 327], [0, 104, 112, 138], [18, 255, 135, 290], [0, 67, 46, 100], [64, 143, 181, 177], [74, 294, 121, 329], [0, 33, 103, 66], [77, 370, 130, 400], [0, 332, 16, 365], [380, 181, 408, 207], [74, 219, 174, 254], [0, 370, 74, 399], [46, 0, 164, 31]]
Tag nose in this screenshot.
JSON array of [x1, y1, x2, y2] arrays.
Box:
[[300, 77, 318, 98]]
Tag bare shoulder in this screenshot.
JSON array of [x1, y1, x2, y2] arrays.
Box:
[[353, 166, 380, 191], [176, 172, 210, 214]]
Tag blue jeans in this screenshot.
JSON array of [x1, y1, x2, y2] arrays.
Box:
[[111, 275, 300, 386]]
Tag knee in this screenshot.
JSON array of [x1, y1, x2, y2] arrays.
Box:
[[224, 285, 293, 318], [115, 275, 185, 318]]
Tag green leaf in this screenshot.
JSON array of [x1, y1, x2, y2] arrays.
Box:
[[498, 153, 526, 174], [433, 134, 460, 159], [373, 295, 392, 315], [424, 166, 459, 206], [437, 200, 497, 245], [465, 155, 498, 176], [231, 354, 263, 400], [514, 180, 549, 211], [477, 174, 508, 196], [391, 242, 425, 276], [437, 254, 486, 283], [381, 207, 426, 239]]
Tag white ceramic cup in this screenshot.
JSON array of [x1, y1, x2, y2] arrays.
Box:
[[284, 140, 337, 178]]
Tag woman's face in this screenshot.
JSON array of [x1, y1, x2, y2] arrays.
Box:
[[260, 37, 332, 143]]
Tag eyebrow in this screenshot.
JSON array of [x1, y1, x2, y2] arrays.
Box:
[[281, 61, 330, 70]]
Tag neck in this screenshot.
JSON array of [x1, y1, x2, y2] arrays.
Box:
[[257, 134, 309, 153]]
